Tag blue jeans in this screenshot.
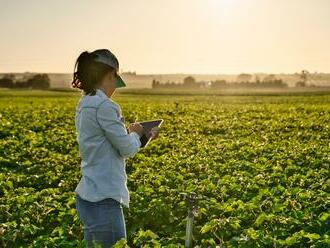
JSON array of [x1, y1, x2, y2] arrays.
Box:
[[75, 194, 127, 247]]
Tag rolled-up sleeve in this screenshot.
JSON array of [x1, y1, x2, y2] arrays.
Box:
[[96, 100, 141, 158]]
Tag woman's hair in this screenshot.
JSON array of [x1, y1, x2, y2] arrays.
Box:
[[71, 51, 115, 95]]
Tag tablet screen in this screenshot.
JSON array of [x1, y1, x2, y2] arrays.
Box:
[[139, 119, 163, 147]]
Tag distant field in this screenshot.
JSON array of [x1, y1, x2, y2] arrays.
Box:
[[2, 72, 330, 89], [1, 86, 330, 97], [0, 90, 329, 247], [117, 87, 330, 96]]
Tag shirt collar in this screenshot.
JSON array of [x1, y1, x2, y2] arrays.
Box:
[[95, 88, 119, 108]]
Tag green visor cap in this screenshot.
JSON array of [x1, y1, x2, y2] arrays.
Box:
[[115, 74, 126, 88], [92, 49, 127, 88]]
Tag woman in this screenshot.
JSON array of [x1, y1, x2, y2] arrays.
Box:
[[72, 49, 160, 247]]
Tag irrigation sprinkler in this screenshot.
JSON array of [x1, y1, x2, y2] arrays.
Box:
[[180, 192, 200, 248]]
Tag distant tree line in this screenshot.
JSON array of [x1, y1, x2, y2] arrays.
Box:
[[152, 74, 288, 89], [212, 74, 287, 88], [152, 70, 329, 89], [152, 76, 209, 89], [0, 73, 50, 89], [294, 70, 313, 87], [211, 73, 288, 88]]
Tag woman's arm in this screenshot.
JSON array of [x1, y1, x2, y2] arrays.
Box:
[[96, 100, 141, 158]]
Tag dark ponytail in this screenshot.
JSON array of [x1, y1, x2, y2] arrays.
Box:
[[71, 51, 114, 95]]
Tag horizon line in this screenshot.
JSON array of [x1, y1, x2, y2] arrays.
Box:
[[1, 71, 329, 75]]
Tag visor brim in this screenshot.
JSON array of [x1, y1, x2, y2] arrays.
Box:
[[115, 74, 126, 88]]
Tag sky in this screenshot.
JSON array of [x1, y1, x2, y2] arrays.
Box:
[[0, 0, 329, 74]]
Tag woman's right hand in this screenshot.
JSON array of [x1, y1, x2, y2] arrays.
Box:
[[128, 122, 145, 137]]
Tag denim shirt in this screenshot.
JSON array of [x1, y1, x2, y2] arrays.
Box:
[[74, 88, 141, 208]]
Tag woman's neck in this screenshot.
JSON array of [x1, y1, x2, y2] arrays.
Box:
[[97, 86, 113, 98]]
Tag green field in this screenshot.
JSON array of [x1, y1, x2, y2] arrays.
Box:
[[0, 90, 329, 247]]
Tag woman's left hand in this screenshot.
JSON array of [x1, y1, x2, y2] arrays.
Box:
[[150, 127, 160, 140]]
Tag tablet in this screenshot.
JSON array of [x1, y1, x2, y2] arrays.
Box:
[[138, 119, 163, 148]]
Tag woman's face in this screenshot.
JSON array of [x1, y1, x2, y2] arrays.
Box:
[[99, 70, 117, 97]]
